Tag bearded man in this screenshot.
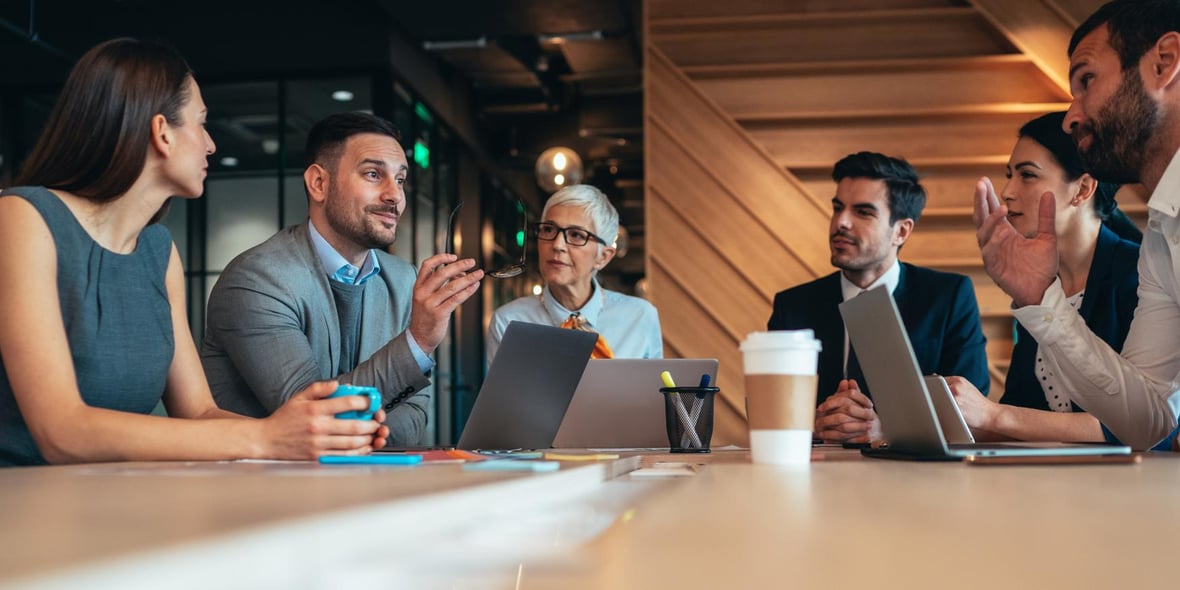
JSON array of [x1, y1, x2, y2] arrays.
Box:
[[201, 113, 483, 446]]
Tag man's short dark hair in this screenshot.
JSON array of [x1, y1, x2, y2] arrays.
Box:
[[1069, 0, 1180, 70], [304, 112, 402, 170], [831, 151, 926, 225]]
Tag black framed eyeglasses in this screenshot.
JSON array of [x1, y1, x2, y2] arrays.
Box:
[[444, 199, 527, 279], [532, 222, 607, 247]]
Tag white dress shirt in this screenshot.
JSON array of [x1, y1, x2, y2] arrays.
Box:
[[1012, 147, 1180, 449], [839, 260, 901, 376]]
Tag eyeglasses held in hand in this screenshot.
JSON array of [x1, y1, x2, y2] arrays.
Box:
[[532, 222, 607, 247], [444, 200, 527, 279]]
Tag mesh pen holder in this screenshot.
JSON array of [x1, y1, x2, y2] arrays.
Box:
[[660, 386, 719, 453]]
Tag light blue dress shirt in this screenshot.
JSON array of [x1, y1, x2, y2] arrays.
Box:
[[307, 221, 433, 374], [486, 277, 663, 364]]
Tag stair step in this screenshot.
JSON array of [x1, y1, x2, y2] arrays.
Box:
[[696, 61, 1066, 117], [650, 0, 960, 21], [652, 7, 1018, 66]]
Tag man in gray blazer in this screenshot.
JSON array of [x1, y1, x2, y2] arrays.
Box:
[[201, 113, 483, 446]]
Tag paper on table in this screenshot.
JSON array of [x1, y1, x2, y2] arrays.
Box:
[[543, 453, 620, 461]]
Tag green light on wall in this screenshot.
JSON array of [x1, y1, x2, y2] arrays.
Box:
[[414, 102, 433, 125], [413, 140, 430, 169], [516, 230, 525, 248]]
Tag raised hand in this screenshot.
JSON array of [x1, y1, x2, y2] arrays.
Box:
[[409, 253, 484, 354], [973, 177, 1059, 307]]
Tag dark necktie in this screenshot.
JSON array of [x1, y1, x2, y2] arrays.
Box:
[[846, 289, 870, 400]]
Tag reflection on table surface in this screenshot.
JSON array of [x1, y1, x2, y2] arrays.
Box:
[[2, 449, 1177, 589]]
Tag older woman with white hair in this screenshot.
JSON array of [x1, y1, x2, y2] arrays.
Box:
[[487, 184, 662, 362]]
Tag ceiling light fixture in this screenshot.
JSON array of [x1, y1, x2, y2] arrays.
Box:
[[220, 156, 239, 167], [535, 147, 583, 194], [539, 31, 603, 44], [331, 90, 354, 102]]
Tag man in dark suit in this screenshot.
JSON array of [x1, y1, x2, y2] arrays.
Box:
[[768, 151, 989, 444]]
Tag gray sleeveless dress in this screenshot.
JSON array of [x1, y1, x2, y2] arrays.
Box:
[[0, 187, 174, 466]]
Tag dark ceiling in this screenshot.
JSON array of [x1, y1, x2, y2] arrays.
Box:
[[0, 0, 645, 237], [384, 0, 645, 232]]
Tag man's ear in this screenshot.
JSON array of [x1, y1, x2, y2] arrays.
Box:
[[304, 164, 329, 205], [1148, 31, 1180, 91], [892, 218, 914, 248], [149, 114, 171, 157]]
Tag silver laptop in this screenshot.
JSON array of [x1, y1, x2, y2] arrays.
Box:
[[552, 358, 719, 448], [925, 375, 974, 444], [456, 321, 598, 450], [839, 286, 1130, 460]]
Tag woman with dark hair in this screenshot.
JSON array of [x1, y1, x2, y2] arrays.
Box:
[[947, 111, 1176, 449], [0, 39, 388, 466]]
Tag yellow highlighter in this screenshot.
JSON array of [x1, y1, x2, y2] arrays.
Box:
[[660, 370, 677, 389]]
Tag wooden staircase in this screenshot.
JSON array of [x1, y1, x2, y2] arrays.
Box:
[[645, 0, 1128, 444]]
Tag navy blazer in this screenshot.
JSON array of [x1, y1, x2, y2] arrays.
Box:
[[1003, 226, 1137, 411], [1001, 226, 1176, 450], [768, 263, 990, 405]]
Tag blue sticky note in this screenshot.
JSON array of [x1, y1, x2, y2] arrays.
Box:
[[475, 450, 545, 459], [318, 454, 423, 466], [462, 460, 560, 472]]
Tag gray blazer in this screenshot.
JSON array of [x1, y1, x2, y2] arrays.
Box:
[[201, 223, 431, 445]]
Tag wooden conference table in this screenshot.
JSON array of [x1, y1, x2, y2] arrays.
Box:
[[2, 448, 1177, 589]]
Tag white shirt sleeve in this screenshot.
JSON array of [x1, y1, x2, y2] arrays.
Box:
[[486, 310, 508, 367], [1012, 238, 1180, 449]]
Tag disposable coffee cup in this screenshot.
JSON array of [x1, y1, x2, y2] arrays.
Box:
[[741, 331, 821, 465]]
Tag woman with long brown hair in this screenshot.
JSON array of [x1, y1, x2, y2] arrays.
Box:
[[0, 38, 387, 466]]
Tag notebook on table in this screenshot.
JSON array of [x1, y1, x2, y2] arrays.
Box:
[[455, 321, 598, 451], [552, 358, 719, 449], [838, 286, 1130, 460]]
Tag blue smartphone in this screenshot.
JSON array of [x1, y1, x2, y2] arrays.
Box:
[[318, 454, 423, 466]]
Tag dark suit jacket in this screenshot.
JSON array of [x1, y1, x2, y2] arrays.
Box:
[[767, 262, 990, 404]]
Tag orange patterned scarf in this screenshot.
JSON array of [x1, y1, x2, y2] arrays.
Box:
[[560, 312, 614, 359]]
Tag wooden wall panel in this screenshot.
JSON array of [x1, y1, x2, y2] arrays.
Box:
[[650, 0, 959, 20], [749, 117, 1028, 171], [647, 50, 832, 275], [646, 192, 776, 337], [968, 0, 1080, 92], [693, 61, 1068, 117], [1049, 0, 1108, 26], [652, 9, 1015, 66], [648, 129, 818, 295]]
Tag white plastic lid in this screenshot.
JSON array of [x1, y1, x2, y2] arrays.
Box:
[[740, 330, 822, 352]]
